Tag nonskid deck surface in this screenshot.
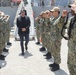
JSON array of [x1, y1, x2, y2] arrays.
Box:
[[0, 37, 69, 75]]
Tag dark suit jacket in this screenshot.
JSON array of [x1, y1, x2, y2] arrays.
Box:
[[16, 16, 30, 35]]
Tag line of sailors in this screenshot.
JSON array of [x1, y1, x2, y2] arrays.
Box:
[[35, 2, 76, 75], [0, 12, 12, 62]]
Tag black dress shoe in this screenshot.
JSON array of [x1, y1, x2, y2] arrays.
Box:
[[36, 42, 40, 45], [0, 57, 5, 60], [0, 55, 6, 58], [7, 42, 12, 45], [43, 52, 51, 56], [45, 53, 52, 59], [49, 63, 57, 67], [0, 55, 5, 60], [45, 55, 52, 59], [49, 64, 54, 67], [50, 63, 60, 71], [49, 63, 59, 67], [40, 47, 46, 51], [3, 48, 9, 52]]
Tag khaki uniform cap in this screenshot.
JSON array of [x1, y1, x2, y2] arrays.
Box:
[[51, 7, 60, 12]]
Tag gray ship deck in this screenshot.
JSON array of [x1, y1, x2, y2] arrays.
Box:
[[0, 36, 69, 75]]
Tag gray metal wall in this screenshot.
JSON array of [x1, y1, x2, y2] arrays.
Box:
[[0, 6, 18, 27]]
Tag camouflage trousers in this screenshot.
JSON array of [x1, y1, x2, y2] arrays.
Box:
[[44, 33, 48, 48], [45, 34, 52, 53], [41, 33, 46, 47], [0, 46, 3, 54], [51, 39, 61, 64], [0, 32, 4, 54], [5, 32, 8, 42], [6, 31, 10, 42], [68, 40, 76, 75], [2, 33, 7, 48], [36, 30, 40, 42]]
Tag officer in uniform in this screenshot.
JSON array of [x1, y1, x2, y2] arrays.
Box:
[[49, 7, 67, 71]]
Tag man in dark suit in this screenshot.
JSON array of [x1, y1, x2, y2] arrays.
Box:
[[16, 10, 30, 55]]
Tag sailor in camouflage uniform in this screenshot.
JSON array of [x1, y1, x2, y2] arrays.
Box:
[[39, 12, 46, 51], [35, 16, 41, 45], [0, 12, 6, 60], [2, 15, 8, 44], [2, 15, 9, 52], [48, 7, 67, 71], [5, 15, 12, 46], [66, 2, 76, 75], [0, 12, 4, 54], [43, 10, 52, 59]]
